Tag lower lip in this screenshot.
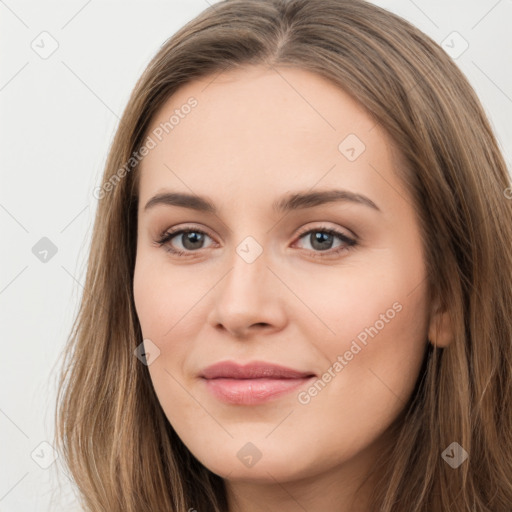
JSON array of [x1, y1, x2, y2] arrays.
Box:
[[202, 377, 314, 405]]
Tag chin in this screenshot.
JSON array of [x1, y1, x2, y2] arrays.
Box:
[[193, 444, 317, 484]]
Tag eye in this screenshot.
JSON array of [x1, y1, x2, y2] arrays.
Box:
[[293, 226, 357, 258], [155, 227, 215, 256]]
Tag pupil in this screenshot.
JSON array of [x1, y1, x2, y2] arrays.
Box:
[[311, 232, 333, 251], [183, 232, 204, 250]]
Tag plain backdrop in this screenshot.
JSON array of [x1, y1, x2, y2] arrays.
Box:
[[1, 0, 511, 510]]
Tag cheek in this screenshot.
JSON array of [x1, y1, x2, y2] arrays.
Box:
[[293, 247, 429, 409], [133, 255, 208, 340], [288, 280, 428, 471], [133, 258, 205, 434], [299, 268, 428, 429], [285, 252, 427, 352]]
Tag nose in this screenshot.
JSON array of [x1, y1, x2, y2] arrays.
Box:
[[207, 246, 287, 339]]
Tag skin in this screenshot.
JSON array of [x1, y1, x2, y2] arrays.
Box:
[[133, 65, 453, 512]]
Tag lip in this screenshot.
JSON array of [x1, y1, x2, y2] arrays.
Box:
[[200, 361, 316, 405]]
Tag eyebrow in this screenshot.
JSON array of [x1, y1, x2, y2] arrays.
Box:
[[143, 189, 381, 214]]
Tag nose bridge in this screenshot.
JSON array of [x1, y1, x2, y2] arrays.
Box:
[[222, 237, 270, 304], [208, 234, 285, 334]]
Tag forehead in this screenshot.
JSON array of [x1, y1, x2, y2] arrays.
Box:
[[137, 65, 405, 211]]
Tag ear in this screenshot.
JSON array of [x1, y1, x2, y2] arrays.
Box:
[[428, 300, 454, 348]]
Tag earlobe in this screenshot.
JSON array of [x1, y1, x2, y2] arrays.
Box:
[[428, 305, 454, 348]]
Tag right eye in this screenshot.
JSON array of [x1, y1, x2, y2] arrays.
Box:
[[156, 227, 216, 256]]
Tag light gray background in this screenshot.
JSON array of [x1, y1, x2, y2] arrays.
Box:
[[1, 0, 511, 510]]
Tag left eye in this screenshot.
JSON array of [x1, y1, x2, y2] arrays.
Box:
[[294, 228, 356, 253]]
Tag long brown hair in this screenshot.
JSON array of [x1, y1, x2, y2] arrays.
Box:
[[55, 0, 512, 510]]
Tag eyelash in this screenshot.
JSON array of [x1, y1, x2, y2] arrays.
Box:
[[155, 225, 358, 259]]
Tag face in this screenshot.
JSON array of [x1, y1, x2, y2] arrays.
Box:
[[133, 65, 431, 487]]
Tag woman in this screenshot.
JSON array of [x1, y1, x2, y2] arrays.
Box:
[[55, 0, 512, 510]]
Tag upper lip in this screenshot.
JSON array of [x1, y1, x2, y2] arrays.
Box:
[[200, 361, 316, 380]]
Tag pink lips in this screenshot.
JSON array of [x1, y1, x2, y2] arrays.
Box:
[[200, 361, 316, 405]]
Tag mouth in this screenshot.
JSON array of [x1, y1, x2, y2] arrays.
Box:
[[200, 361, 316, 405]]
